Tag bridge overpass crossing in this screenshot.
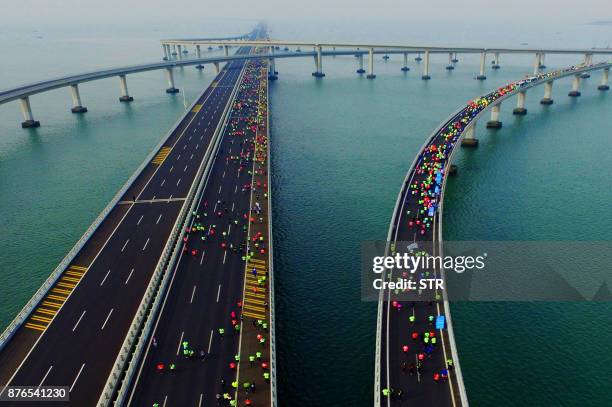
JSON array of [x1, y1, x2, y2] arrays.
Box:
[[375, 61, 611, 407]]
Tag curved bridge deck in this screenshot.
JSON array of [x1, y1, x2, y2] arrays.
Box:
[[377, 61, 611, 406]]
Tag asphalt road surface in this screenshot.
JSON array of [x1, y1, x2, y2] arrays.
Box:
[[0, 42, 255, 407], [126, 57, 271, 407]]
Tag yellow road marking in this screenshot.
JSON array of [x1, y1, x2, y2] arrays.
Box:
[[249, 259, 266, 264], [245, 292, 266, 299], [47, 295, 66, 302], [247, 263, 267, 270], [37, 308, 57, 316], [245, 299, 266, 306], [243, 304, 266, 312], [52, 288, 72, 295], [56, 282, 76, 289], [31, 316, 52, 323], [42, 301, 62, 308], [191, 104, 203, 113], [61, 276, 80, 283], [25, 323, 46, 331], [242, 311, 266, 319], [152, 146, 172, 165], [69, 265, 87, 271]]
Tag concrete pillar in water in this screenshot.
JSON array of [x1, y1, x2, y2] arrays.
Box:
[[213, 62, 220, 74], [568, 74, 581, 97], [367, 48, 376, 79], [461, 121, 479, 147], [539, 53, 546, 69], [356, 54, 365, 74], [598, 68, 610, 91], [486, 103, 502, 128], [477, 51, 487, 80], [177, 45, 183, 60], [165, 68, 179, 93], [401, 52, 409, 71], [19, 96, 40, 128], [492, 52, 500, 69], [119, 75, 134, 102], [69, 84, 87, 113], [162, 44, 169, 60], [540, 80, 554, 105], [415, 52, 422, 62], [269, 46, 278, 80], [422, 50, 431, 80], [533, 53, 541, 76], [513, 91, 527, 115], [195, 45, 204, 69], [312, 45, 324, 77], [446, 52, 454, 70]]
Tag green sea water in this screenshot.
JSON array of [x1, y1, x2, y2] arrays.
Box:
[[1, 18, 611, 406]]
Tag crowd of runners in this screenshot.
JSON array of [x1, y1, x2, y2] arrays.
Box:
[[151, 54, 273, 407], [383, 63, 601, 401]]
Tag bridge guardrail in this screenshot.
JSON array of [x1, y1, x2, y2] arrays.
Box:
[[106, 58, 246, 406]]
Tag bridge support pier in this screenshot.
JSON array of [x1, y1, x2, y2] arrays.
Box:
[[540, 80, 554, 104], [162, 44, 169, 61], [446, 52, 454, 70], [461, 122, 479, 147], [476, 51, 487, 80], [486, 103, 502, 128], [356, 54, 365, 74], [268, 47, 278, 80], [597, 68, 610, 90], [452, 52, 459, 63], [568, 74, 581, 97], [69, 84, 87, 113], [224, 45, 229, 57], [492, 52, 500, 69], [367, 48, 376, 79], [19, 96, 40, 128], [415, 52, 422, 62], [171, 45, 177, 57], [580, 54, 593, 78], [401, 53, 409, 71], [119, 75, 134, 102], [513, 91, 527, 115], [195, 45, 204, 69], [312, 46, 325, 77], [539, 53, 546, 69], [165, 68, 179, 93], [421, 50, 431, 80], [533, 53, 541, 75], [213, 62, 220, 74], [177, 45, 183, 60]]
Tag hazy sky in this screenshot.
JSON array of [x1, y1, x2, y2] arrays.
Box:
[[2, 0, 612, 24]]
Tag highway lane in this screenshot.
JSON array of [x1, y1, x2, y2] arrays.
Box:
[[0, 46, 253, 407], [126, 58, 268, 407], [380, 109, 466, 406]]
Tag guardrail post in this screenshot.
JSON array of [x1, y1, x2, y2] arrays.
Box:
[[541, 80, 554, 104], [165, 68, 179, 94], [598, 67, 610, 90], [422, 50, 431, 80], [19, 96, 40, 128], [119, 75, 134, 102], [69, 84, 88, 113], [513, 91, 527, 115], [367, 47, 376, 79], [568, 74, 582, 97]]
